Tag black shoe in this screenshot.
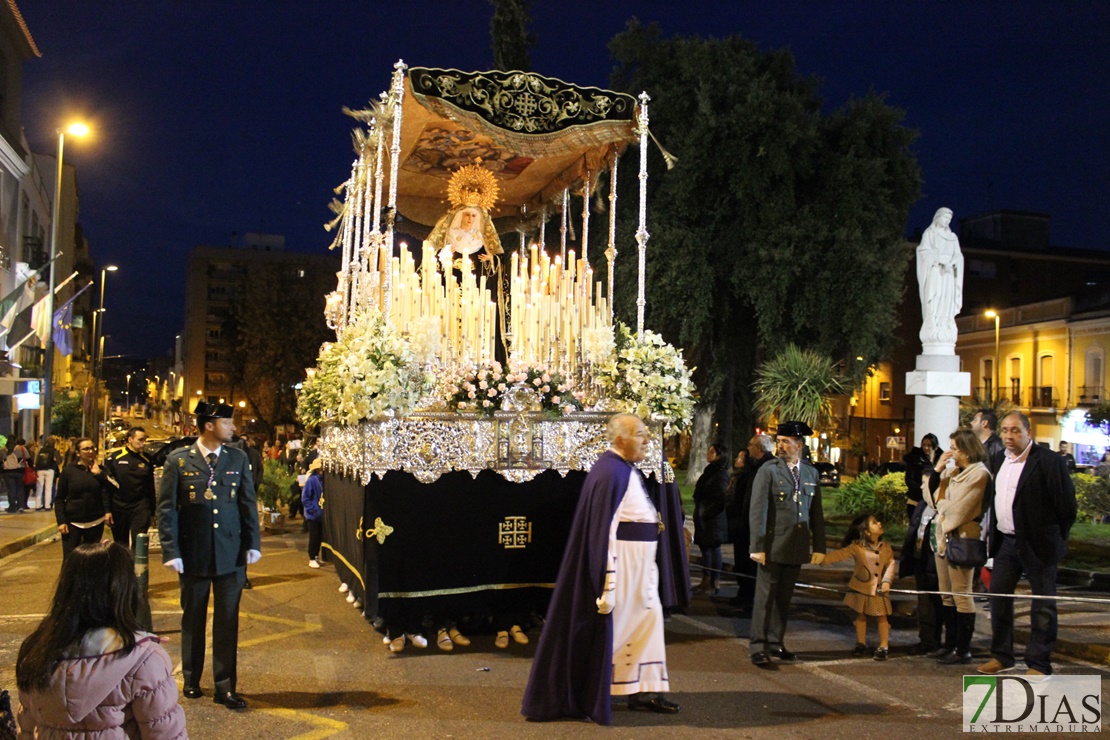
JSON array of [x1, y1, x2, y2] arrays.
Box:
[[627, 693, 681, 714], [751, 652, 773, 667], [243, 578, 253, 590], [852, 643, 869, 658], [769, 647, 797, 661], [929, 647, 954, 660], [939, 650, 972, 665], [213, 691, 248, 709], [873, 646, 889, 661], [183, 686, 203, 699]]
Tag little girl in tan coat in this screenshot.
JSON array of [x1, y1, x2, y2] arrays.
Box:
[[822, 512, 896, 660]]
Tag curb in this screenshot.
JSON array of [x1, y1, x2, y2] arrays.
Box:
[[0, 522, 58, 559]]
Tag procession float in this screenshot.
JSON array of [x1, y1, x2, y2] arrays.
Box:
[[300, 61, 695, 644]]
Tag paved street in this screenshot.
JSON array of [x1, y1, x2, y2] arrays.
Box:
[[2, 525, 1108, 738]]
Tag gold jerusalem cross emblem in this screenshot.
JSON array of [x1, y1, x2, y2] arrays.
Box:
[[498, 516, 532, 549]]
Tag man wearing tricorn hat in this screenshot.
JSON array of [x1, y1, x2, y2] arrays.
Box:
[[157, 401, 261, 709], [748, 420, 826, 667]]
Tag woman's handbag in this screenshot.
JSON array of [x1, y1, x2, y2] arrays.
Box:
[[946, 534, 987, 568], [22, 464, 37, 486]]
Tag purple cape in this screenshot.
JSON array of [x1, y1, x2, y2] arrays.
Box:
[[521, 450, 632, 725]]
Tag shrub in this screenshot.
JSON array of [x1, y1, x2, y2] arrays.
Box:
[[258, 459, 298, 511], [1073, 472, 1110, 523], [834, 472, 906, 525]]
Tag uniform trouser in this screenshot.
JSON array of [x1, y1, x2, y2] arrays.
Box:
[[180, 569, 246, 693], [750, 561, 801, 654], [111, 502, 152, 551], [989, 534, 1058, 674]]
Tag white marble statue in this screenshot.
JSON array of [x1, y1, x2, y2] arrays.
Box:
[[917, 207, 963, 351]]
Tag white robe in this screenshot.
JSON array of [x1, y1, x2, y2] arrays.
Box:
[[607, 472, 669, 696]]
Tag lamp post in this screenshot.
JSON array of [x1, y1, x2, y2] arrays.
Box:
[[126, 373, 132, 410], [89, 265, 116, 449], [985, 309, 1000, 403], [43, 123, 89, 440]]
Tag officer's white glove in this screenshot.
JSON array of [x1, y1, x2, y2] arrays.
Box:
[[750, 553, 766, 565], [246, 549, 261, 565], [164, 558, 184, 574]]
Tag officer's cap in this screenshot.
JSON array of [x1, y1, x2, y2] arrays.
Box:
[[194, 401, 234, 420], [776, 420, 813, 439]]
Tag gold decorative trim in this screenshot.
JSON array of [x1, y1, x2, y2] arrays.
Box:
[[318, 543, 365, 590]]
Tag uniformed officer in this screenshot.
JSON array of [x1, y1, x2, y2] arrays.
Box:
[[158, 401, 261, 710], [748, 420, 826, 667], [105, 426, 156, 550]]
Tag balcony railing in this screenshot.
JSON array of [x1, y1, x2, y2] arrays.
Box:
[[1029, 386, 1059, 408], [1078, 386, 1104, 406]]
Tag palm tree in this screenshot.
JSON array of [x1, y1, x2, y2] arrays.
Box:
[[754, 344, 845, 432]]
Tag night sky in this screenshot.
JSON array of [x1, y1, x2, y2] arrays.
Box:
[[16, 1, 1110, 358]]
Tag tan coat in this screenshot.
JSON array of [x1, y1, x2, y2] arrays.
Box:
[[924, 461, 990, 557], [823, 541, 895, 596]]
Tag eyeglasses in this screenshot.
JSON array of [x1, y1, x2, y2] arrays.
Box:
[[78, 447, 97, 452]]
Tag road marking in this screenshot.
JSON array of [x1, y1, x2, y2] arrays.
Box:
[[256, 706, 348, 739], [238, 610, 323, 648], [797, 662, 944, 718]]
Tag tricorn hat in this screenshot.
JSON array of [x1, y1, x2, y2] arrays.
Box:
[[776, 420, 813, 438], [193, 400, 234, 420]]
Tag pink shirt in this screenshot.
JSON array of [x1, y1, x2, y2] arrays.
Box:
[[994, 440, 1033, 535]]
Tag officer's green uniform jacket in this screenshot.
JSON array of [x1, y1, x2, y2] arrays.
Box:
[[157, 442, 261, 577], [749, 457, 825, 565]]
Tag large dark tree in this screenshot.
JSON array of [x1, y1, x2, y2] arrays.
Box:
[[226, 263, 334, 435], [489, 0, 535, 71], [605, 22, 921, 458]]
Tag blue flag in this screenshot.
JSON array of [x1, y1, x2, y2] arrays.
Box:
[[52, 282, 91, 357]]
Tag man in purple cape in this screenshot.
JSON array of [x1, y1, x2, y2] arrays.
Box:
[[521, 414, 680, 725]]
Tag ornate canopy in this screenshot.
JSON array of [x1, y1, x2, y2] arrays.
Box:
[[396, 67, 639, 236]]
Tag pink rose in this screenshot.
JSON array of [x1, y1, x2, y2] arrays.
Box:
[[533, 377, 543, 387], [552, 396, 561, 404], [488, 388, 498, 397], [542, 385, 550, 393], [479, 380, 488, 390], [468, 390, 476, 399], [497, 383, 507, 391], [542, 373, 551, 383], [483, 400, 492, 407]]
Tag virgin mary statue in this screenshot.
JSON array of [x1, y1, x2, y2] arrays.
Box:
[[917, 207, 963, 351]]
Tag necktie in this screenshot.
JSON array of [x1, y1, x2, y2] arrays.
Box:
[[206, 453, 217, 467], [790, 464, 800, 493]]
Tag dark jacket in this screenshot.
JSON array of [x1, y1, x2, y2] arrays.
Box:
[[55, 463, 111, 526], [988, 443, 1077, 566], [982, 434, 1004, 461], [693, 457, 729, 548], [903, 446, 938, 505], [104, 447, 156, 511]]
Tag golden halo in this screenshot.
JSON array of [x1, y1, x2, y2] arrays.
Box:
[[446, 161, 499, 212]]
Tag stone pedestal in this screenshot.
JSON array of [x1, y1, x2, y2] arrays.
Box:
[[906, 354, 970, 445]]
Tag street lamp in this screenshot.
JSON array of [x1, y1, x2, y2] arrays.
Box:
[[90, 265, 117, 447], [126, 373, 132, 410], [985, 309, 1000, 403], [43, 122, 89, 440]]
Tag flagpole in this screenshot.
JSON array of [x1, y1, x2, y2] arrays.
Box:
[[43, 123, 88, 441], [42, 130, 66, 440]]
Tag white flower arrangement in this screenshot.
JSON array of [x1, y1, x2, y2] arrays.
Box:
[[594, 322, 696, 429], [582, 325, 616, 366], [297, 312, 434, 427]]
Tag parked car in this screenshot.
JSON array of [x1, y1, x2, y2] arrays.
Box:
[[814, 462, 840, 488], [874, 461, 907, 477]]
